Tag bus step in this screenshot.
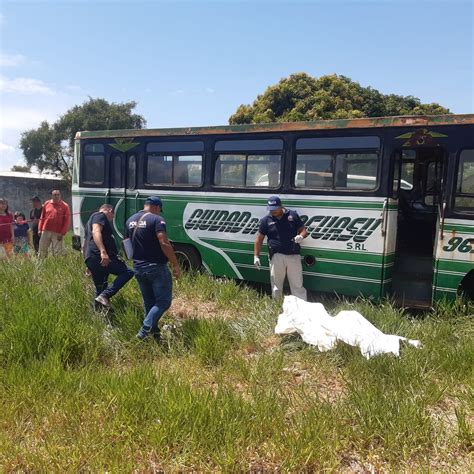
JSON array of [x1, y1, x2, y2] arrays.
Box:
[[392, 277, 432, 308], [393, 255, 433, 279]]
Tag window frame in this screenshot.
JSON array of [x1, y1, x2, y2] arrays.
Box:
[[453, 148, 474, 217], [213, 149, 283, 189], [144, 151, 204, 187], [81, 143, 106, 186], [292, 148, 380, 192]]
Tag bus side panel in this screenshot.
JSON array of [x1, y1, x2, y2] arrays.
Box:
[[164, 193, 387, 299], [433, 219, 474, 300]]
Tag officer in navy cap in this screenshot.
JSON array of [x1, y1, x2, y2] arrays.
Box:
[[125, 196, 180, 341], [254, 196, 308, 300]]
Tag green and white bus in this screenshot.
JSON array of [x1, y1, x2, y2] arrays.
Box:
[[72, 114, 474, 308]]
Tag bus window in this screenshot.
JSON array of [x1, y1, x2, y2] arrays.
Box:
[[215, 153, 281, 187], [83, 153, 105, 184], [175, 155, 202, 185], [111, 154, 122, 188], [455, 149, 474, 213], [247, 155, 281, 187], [295, 154, 332, 188], [214, 139, 283, 188], [401, 150, 415, 190], [127, 155, 136, 190], [214, 155, 245, 186], [335, 153, 378, 190], [84, 144, 104, 153], [146, 154, 202, 186], [147, 154, 173, 184]]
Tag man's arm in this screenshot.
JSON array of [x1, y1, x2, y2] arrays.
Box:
[[157, 231, 180, 278], [297, 226, 308, 238], [58, 204, 71, 239], [254, 232, 265, 258], [92, 223, 110, 267], [38, 204, 47, 234], [253, 232, 265, 268]]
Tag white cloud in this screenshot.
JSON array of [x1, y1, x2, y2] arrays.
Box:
[[0, 141, 15, 152], [206, 88, 215, 94], [0, 76, 55, 95], [0, 53, 26, 68], [0, 105, 56, 131], [172, 89, 185, 95], [0, 140, 23, 172]]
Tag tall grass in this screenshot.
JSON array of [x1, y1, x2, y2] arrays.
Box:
[[0, 252, 473, 471]]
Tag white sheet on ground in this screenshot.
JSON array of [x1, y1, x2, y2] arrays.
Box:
[[275, 296, 421, 358]]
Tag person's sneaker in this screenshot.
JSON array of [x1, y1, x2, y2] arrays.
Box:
[[95, 294, 111, 308], [136, 327, 151, 340]]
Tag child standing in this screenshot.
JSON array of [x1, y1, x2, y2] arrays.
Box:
[[13, 212, 32, 255], [0, 198, 14, 258]]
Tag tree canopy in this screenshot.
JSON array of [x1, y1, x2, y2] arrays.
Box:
[[229, 73, 450, 124], [19, 98, 146, 181]]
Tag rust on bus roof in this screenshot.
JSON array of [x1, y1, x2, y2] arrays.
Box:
[[75, 114, 474, 140]]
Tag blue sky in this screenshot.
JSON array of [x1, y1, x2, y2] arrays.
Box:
[[0, 0, 472, 171]]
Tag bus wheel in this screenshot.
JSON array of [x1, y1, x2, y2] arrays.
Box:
[[458, 270, 474, 301], [173, 244, 202, 272]]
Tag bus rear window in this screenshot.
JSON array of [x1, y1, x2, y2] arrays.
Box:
[[455, 149, 474, 214]]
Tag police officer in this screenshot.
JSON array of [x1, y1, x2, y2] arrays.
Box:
[[126, 196, 180, 341], [254, 196, 308, 300], [84, 203, 134, 309]]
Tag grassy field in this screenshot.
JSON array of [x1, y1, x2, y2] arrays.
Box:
[[0, 252, 473, 471]]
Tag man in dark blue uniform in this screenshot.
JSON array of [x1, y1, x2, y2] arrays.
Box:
[[126, 196, 180, 341], [254, 196, 308, 300], [84, 204, 134, 309]]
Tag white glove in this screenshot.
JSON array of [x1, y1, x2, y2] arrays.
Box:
[[294, 234, 304, 244], [253, 256, 261, 269]]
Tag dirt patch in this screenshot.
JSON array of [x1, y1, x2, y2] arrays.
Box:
[[170, 295, 236, 320]]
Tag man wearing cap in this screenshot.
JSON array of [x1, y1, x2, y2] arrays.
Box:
[[125, 196, 181, 341], [84, 204, 134, 310], [29, 196, 43, 253], [254, 196, 308, 300]]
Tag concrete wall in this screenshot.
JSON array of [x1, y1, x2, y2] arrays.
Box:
[[0, 175, 71, 221]]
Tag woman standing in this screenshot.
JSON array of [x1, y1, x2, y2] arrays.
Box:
[[0, 198, 14, 258]]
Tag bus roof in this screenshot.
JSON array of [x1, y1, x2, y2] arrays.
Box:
[[75, 113, 474, 140]]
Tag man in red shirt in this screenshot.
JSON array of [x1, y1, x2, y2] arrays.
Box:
[[38, 190, 71, 257]]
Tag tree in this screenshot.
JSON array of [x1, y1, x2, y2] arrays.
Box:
[[19, 98, 146, 181], [229, 73, 450, 124], [10, 165, 31, 173]]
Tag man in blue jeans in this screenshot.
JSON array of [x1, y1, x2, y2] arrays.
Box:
[[84, 203, 134, 310], [125, 196, 181, 341]]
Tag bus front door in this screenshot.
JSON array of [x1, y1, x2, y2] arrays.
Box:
[[124, 153, 140, 231], [391, 147, 445, 308]]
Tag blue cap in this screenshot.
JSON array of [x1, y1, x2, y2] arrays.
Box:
[[145, 196, 163, 208], [267, 196, 282, 211]]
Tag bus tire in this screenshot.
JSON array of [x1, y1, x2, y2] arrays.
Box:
[[458, 270, 474, 301], [173, 243, 202, 271]]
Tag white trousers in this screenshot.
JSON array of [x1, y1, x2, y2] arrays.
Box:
[[269, 253, 307, 301], [38, 230, 65, 258]]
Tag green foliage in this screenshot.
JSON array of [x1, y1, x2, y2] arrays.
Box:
[[0, 253, 472, 471], [10, 165, 31, 173], [19, 98, 146, 181], [229, 73, 451, 124]]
